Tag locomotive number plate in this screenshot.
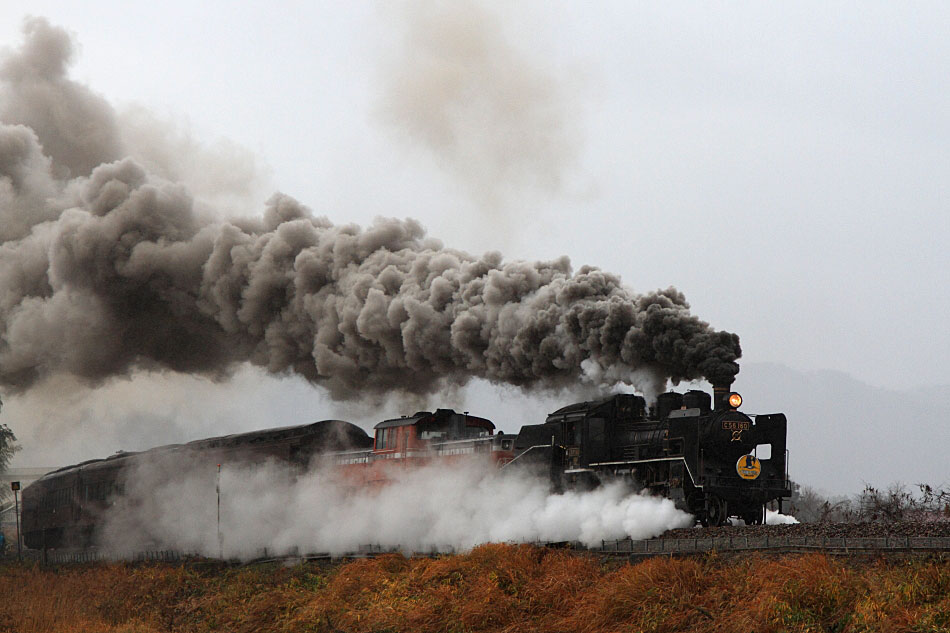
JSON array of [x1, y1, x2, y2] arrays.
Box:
[[722, 420, 750, 431]]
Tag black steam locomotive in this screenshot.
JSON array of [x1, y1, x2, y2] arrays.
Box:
[[511, 381, 790, 526], [21, 383, 790, 549]]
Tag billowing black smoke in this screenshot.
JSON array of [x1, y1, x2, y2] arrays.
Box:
[[0, 19, 740, 399]]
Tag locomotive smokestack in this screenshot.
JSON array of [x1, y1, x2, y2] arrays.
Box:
[[712, 381, 733, 411]]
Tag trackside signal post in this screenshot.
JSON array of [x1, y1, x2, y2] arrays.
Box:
[[11, 481, 21, 560]]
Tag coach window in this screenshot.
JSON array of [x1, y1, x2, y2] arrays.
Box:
[[377, 428, 398, 450]]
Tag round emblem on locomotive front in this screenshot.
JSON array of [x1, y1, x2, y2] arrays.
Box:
[[736, 454, 762, 480]]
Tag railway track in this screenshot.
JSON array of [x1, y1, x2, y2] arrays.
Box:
[[596, 520, 950, 558], [596, 534, 950, 559]]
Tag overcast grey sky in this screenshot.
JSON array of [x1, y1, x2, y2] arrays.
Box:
[[1, 2, 947, 491]]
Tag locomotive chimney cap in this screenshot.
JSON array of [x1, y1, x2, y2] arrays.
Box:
[[711, 380, 734, 410]]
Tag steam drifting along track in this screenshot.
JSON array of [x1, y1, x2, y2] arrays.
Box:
[[17, 523, 950, 565]]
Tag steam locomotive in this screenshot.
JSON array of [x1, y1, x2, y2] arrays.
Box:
[[21, 382, 790, 549], [512, 381, 790, 526]]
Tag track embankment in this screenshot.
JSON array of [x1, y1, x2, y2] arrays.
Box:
[[595, 521, 950, 559], [661, 520, 950, 540], [10, 521, 950, 565]]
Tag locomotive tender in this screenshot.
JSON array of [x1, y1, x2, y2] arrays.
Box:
[[21, 382, 790, 549]]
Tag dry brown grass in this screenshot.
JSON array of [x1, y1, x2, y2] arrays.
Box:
[[1, 546, 947, 633]]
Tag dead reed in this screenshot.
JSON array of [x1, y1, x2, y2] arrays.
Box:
[[1, 546, 947, 632]]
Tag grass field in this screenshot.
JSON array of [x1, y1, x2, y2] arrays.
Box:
[[1, 545, 948, 632]]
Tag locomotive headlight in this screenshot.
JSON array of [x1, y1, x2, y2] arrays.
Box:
[[728, 393, 743, 409]]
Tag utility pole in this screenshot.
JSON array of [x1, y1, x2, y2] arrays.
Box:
[[11, 481, 21, 561], [216, 464, 223, 559]]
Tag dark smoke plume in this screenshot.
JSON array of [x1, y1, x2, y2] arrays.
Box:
[[377, 0, 581, 206], [0, 18, 121, 181], [0, 19, 740, 400]]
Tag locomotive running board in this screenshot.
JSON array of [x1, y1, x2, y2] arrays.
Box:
[[589, 457, 703, 489], [501, 444, 567, 484], [501, 444, 562, 469]]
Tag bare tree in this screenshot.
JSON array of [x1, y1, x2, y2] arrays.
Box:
[[0, 396, 22, 504], [849, 483, 914, 522], [788, 480, 950, 523], [787, 481, 851, 523], [918, 484, 950, 518], [844, 482, 950, 523]]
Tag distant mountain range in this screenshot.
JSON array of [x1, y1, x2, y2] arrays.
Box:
[[735, 362, 949, 495]]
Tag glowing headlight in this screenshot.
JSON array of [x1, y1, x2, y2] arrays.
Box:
[[728, 393, 742, 408]]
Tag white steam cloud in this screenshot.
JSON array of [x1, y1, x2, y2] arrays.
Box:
[[765, 509, 800, 525], [100, 456, 693, 557]]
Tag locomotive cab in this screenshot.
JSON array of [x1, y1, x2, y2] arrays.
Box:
[[697, 401, 789, 525]]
